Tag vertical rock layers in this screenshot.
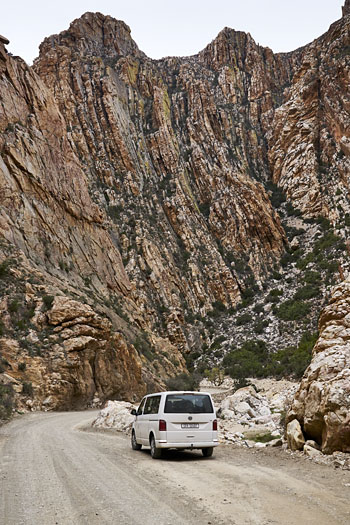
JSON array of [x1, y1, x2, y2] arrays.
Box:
[[1, 3, 350, 409]]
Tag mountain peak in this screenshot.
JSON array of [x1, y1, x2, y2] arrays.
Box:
[[37, 11, 143, 61], [343, 0, 350, 16]]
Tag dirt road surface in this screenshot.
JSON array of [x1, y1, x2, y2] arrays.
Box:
[[1, 411, 350, 525]]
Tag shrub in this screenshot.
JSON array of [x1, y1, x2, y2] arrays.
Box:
[[303, 271, 321, 285], [8, 300, 19, 313], [266, 332, 317, 379], [133, 334, 155, 361], [209, 301, 227, 318], [223, 340, 268, 379], [0, 384, 14, 419], [294, 285, 320, 301], [18, 362, 26, 371], [313, 231, 341, 253], [0, 259, 10, 278], [265, 181, 286, 208], [22, 382, 33, 396], [286, 202, 302, 217], [42, 295, 54, 311], [296, 252, 315, 270], [271, 270, 282, 281], [266, 288, 283, 303], [253, 303, 264, 314], [165, 372, 202, 391], [254, 320, 269, 334], [247, 431, 279, 443], [276, 300, 310, 321], [236, 313, 252, 326], [210, 335, 225, 351], [316, 216, 331, 230], [199, 202, 210, 218], [204, 367, 225, 386], [108, 205, 122, 221]]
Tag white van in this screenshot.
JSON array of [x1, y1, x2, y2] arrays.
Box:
[[130, 391, 219, 458]]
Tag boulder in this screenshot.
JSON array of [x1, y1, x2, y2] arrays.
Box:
[[304, 444, 322, 458], [286, 419, 305, 451], [93, 400, 137, 433], [220, 386, 272, 425]]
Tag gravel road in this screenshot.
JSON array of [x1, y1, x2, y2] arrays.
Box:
[[1, 411, 350, 525]]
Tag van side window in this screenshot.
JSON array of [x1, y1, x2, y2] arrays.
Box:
[[144, 395, 161, 415], [137, 397, 146, 415]]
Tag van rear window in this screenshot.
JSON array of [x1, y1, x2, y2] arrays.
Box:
[[164, 394, 213, 414]]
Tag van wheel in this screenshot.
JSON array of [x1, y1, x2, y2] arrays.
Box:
[[202, 447, 213, 457], [150, 435, 162, 459], [131, 431, 142, 450]]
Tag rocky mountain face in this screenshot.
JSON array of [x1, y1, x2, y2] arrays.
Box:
[[1, 4, 350, 413], [287, 278, 350, 454]]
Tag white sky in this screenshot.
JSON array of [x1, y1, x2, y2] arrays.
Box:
[[2, 0, 345, 64]]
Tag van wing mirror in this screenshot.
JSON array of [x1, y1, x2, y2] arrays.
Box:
[[131, 409, 137, 416]]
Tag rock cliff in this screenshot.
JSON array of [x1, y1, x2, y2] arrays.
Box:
[[287, 278, 350, 454], [269, 10, 350, 221], [1, 4, 350, 413]]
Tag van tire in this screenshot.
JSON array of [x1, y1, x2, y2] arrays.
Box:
[[202, 447, 213, 457], [150, 435, 162, 459], [131, 431, 142, 450]]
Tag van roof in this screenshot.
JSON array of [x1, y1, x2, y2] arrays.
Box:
[[144, 391, 211, 396]]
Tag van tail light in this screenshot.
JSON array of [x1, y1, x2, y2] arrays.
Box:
[[159, 419, 167, 431], [213, 419, 218, 431]]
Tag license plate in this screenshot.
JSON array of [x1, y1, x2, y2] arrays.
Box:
[[181, 423, 199, 429]]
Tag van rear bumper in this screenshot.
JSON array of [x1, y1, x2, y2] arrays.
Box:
[[156, 439, 219, 449]]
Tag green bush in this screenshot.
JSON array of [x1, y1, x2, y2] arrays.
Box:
[[236, 313, 252, 326], [199, 202, 210, 218], [210, 335, 225, 350], [303, 271, 321, 285], [0, 259, 10, 278], [296, 252, 315, 270], [8, 300, 19, 313], [276, 300, 310, 321], [209, 301, 227, 318], [266, 332, 318, 379], [22, 382, 33, 396], [253, 303, 264, 314], [133, 333, 155, 362], [271, 270, 282, 281], [266, 288, 283, 303], [222, 333, 317, 381], [18, 362, 26, 371], [42, 295, 54, 311], [254, 320, 269, 334], [313, 231, 341, 253], [223, 340, 268, 379], [0, 384, 14, 419], [316, 216, 331, 230], [265, 181, 286, 208], [286, 202, 302, 217], [294, 285, 320, 301], [165, 372, 202, 391]]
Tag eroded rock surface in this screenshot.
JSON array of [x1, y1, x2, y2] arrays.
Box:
[[287, 279, 350, 453], [1, 4, 350, 415]]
